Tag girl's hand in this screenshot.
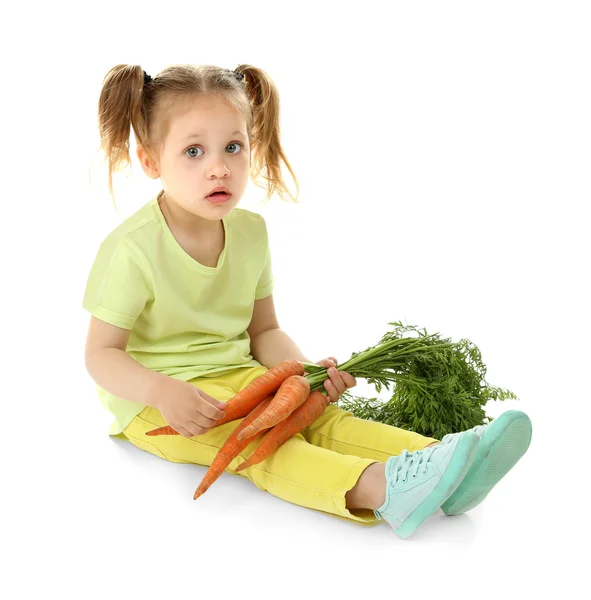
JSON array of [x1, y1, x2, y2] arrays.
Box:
[[156, 379, 227, 438], [315, 357, 357, 403]]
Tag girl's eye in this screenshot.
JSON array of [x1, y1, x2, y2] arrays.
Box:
[[227, 142, 242, 154], [185, 142, 243, 158]]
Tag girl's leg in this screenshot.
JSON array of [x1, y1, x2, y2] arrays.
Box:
[[301, 402, 440, 458], [298, 403, 441, 513]]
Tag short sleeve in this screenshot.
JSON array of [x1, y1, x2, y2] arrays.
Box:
[[82, 237, 152, 330], [255, 235, 274, 300]]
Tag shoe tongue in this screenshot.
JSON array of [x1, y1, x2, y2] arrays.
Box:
[[388, 448, 429, 477]]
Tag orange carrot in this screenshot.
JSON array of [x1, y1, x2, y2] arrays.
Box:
[[145, 359, 305, 437], [146, 425, 179, 436], [235, 391, 330, 472], [236, 375, 311, 441], [193, 397, 274, 500]]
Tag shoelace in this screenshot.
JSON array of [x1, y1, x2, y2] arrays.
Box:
[[391, 446, 438, 484]]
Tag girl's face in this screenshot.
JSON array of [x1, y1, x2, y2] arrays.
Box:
[[142, 94, 250, 221]]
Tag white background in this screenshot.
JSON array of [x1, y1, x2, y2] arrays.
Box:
[[2, 1, 589, 598]]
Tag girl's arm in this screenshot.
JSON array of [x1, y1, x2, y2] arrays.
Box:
[[84, 316, 171, 408], [250, 327, 312, 370], [247, 294, 312, 369]]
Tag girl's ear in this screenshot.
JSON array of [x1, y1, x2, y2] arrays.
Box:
[[137, 145, 160, 179]]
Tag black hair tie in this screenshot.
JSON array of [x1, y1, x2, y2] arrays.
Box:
[[143, 70, 152, 85]]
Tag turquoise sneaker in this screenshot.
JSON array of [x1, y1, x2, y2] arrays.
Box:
[[439, 410, 532, 516], [374, 431, 479, 539]]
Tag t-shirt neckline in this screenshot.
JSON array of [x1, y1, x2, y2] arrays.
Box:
[[152, 191, 229, 273]]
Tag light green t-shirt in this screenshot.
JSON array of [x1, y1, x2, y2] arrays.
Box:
[[82, 191, 274, 435]]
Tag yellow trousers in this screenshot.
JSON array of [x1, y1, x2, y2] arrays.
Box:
[[121, 365, 439, 524]]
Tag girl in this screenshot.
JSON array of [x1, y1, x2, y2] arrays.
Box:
[[83, 63, 532, 540]]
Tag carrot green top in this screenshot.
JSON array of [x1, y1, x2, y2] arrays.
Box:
[[82, 191, 274, 435]]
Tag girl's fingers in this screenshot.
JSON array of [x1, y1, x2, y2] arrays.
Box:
[[193, 413, 218, 430], [175, 425, 196, 438], [341, 372, 357, 388], [317, 357, 338, 368], [319, 358, 353, 399], [328, 368, 349, 394], [324, 379, 338, 402]]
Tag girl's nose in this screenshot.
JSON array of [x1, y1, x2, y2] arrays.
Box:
[[207, 161, 230, 177]]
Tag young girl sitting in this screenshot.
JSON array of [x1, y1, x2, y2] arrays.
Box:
[[83, 63, 532, 540]]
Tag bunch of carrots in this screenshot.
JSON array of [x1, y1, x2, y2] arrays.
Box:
[[146, 359, 332, 500], [146, 320, 518, 499]]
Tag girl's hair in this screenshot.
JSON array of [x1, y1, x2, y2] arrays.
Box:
[[96, 63, 300, 205]]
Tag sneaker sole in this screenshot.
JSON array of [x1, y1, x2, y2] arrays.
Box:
[[441, 410, 532, 516], [394, 432, 480, 539]]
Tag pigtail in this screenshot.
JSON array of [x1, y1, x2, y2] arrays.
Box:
[[97, 64, 150, 203], [236, 64, 300, 204]]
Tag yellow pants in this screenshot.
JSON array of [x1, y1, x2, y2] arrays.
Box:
[[121, 365, 440, 524]]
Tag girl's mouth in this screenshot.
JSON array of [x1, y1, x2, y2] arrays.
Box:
[[207, 193, 231, 204]]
